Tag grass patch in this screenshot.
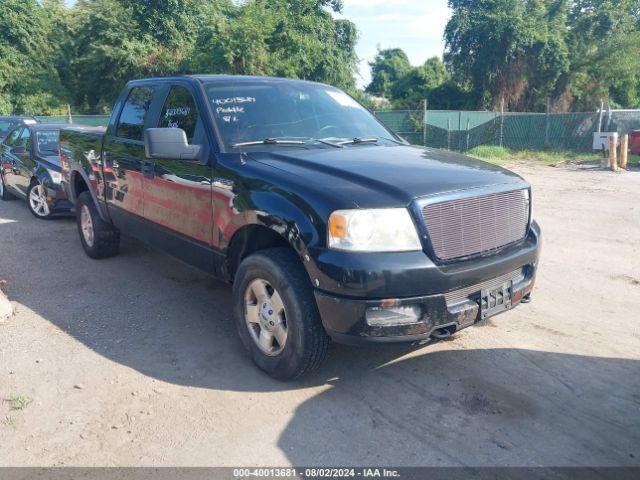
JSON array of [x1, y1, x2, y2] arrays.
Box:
[[467, 146, 605, 166], [6, 394, 31, 411], [2, 415, 14, 426]]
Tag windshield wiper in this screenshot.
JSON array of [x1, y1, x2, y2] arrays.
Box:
[[231, 138, 306, 148], [337, 136, 380, 146], [337, 136, 406, 146], [231, 137, 343, 149]]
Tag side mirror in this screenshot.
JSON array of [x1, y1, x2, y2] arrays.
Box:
[[144, 128, 202, 161], [10, 146, 26, 155]]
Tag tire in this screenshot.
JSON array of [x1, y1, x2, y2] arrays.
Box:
[[27, 181, 53, 219], [232, 248, 330, 380], [0, 173, 16, 201], [76, 191, 120, 259]]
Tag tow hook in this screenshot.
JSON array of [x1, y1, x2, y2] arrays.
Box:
[[430, 326, 455, 340]]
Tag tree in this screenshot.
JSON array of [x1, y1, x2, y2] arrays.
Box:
[[444, 0, 570, 111], [557, 0, 640, 110], [390, 57, 449, 108], [0, 0, 69, 114], [366, 48, 412, 98], [444, 0, 640, 111], [189, 0, 358, 91]]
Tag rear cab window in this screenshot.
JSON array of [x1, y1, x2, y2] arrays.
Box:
[[116, 86, 156, 141]]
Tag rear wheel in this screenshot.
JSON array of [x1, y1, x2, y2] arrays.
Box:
[[76, 191, 120, 259], [27, 181, 52, 219], [233, 248, 330, 380], [0, 173, 16, 201]]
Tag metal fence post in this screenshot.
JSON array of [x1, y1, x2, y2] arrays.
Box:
[[597, 100, 604, 133], [466, 118, 470, 151], [422, 99, 428, 147], [447, 119, 451, 150], [544, 97, 550, 148], [499, 97, 505, 148]]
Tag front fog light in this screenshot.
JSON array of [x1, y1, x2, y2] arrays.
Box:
[[366, 305, 422, 326]]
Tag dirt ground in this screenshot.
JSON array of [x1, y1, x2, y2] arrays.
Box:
[[0, 162, 639, 467]]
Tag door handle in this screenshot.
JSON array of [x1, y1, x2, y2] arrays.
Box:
[[142, 160, 155, 179]]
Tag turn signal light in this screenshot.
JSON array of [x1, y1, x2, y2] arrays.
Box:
[[328, 212, 347, 238]]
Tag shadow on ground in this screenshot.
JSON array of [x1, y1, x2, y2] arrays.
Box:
[[0, 200, 639, 466]]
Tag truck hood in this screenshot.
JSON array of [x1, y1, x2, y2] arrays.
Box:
[[249, 144, 527, 208]]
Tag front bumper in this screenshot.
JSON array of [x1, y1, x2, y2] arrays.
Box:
[[310, 221, 541, 344], [315, 266, 535, 344]]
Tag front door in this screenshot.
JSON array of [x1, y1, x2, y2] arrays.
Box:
[[143, 84, 214, 269], [103, 85, 157, 228]]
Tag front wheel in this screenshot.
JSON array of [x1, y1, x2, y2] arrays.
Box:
[[76, 191, 120, 259], [27, 182, 53, 219], [232, 248, 330, 380]]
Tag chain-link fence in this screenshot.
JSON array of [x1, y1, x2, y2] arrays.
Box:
[[375, 109, 640, 152], [33, 109, 640, 152], [35, 115, 111, 127]]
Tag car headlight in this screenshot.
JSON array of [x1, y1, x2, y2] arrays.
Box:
[[328, 208, 422, 252], [49, 170, 62, 184]]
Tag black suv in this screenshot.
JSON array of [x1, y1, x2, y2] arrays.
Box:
[[60, 75, 541, 379]]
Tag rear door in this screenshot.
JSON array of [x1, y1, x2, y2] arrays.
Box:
[[142, 82, 215, 268], [102, 85, 157, 228], [3, 127, 32, 196]]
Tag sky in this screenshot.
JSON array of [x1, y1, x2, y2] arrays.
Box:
[[338, 0, 452, 88], [63, 0, 453, 89]]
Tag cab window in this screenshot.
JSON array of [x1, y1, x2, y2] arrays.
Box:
[[158, 86, 202, 144], [4, 127, 23, 147], [17, 128, 31, 150], [116, 86, 156, 141]]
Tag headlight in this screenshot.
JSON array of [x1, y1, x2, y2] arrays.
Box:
[[49, 170, 62, 184], [328, 208, 422, 252]]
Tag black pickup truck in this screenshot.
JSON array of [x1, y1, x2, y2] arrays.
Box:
[[60, 75, 541, 379]]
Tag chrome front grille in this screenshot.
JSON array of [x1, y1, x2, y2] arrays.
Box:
[[444, 269, 525, 304], [422, 188, 529, 261]]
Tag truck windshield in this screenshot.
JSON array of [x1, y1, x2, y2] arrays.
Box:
[[205, 80, 396, 149]]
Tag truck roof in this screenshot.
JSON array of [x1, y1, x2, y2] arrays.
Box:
[[127, 74, 327, 87]]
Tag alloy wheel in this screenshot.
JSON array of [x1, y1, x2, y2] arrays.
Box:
[[80, 204, 95, 247], [244, 278, 288, 356], [29, 184, 50, 217]]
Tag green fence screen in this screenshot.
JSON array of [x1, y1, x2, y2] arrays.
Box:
[[375, 109, 640, 152]]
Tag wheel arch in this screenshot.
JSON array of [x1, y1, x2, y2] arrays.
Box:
[[69, 167, 110, 221], [224, 207, 323, 284]]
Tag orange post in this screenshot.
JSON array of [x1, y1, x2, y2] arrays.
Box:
[[620, 134, 629, 170]]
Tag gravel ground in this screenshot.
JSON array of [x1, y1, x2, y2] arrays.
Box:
[[0, 162, 639, 467]]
